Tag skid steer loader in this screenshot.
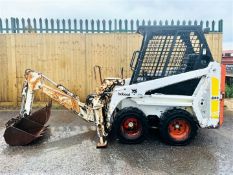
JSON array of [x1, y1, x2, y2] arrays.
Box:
[[4, 26, 226, 148]]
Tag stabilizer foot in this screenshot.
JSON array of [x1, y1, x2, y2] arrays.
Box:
[[96, 140, 107, 148]]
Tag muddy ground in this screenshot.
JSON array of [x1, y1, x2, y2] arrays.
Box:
[[0, 107, 232, 175]]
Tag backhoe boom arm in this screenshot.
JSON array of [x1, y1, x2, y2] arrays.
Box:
[[22, 69, 94, 122]]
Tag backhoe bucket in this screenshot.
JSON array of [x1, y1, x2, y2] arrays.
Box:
[[4, 102, 52, 146]]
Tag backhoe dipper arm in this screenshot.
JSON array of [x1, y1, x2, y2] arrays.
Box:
[[22, 69, 94, 122]]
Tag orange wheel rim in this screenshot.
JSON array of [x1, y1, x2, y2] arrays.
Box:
[[168, 118, 191, 141], [121, 117, 142, 139]]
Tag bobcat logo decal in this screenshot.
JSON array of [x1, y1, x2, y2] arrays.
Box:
[[131, 89, 137, 94]]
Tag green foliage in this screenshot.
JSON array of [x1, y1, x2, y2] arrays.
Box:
[[225, 84, 233, 98]]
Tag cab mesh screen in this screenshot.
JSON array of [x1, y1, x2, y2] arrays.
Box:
[[133, 31, 202, 83]]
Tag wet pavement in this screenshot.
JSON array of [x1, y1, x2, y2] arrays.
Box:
[[0, 109, 233, 175]]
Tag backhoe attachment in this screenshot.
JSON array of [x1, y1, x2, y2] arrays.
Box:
[[4, 69, 110, 147]]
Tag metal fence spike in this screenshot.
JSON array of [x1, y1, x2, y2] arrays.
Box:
[[108, 20, 112, 32], [62, 19, 65, 33], [51, 19, 54, 33], [85, 19, 88, 33], [74, 19, 77, 33], [56, 19, 60, 33], [124, 19, 128, 32], [33, 18, 37, 33], [91, 19, 94, 33], [68, 19, 71, 33], [79, 19, 83, 33], [0, 18, 2, 33], [0, 19, 223, 33], [22, 18, 26, 33], [96, 19, 100, 33], [130, 19, 134, 32], [102, 20, 106, 33]]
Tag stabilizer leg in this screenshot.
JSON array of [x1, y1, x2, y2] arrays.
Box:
[[94, 107, 108, 148]]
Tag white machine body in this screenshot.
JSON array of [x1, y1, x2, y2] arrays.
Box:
[[108, 61, 222, 128]]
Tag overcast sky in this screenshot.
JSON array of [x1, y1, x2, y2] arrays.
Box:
[[0, 0, 232, 49]]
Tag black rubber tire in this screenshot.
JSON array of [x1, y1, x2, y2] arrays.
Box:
[[159, 109, 198, 146], [114, 107, 148, 144]]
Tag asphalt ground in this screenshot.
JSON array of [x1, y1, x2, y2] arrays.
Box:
[[0, 108, 233, 175]]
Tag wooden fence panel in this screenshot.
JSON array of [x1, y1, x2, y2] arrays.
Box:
[[205, 33, 222, 63], [0, 35, 17, 106], [85, 33, 142, 95], [126, 34, 142, 78], [0, 33, 222, 106], [0, 35, 8, 103], [85, 34, 127, 94], [14, 34, 87, 102]]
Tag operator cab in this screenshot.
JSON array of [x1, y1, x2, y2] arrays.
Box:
[[130, 26, 213, 84]]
